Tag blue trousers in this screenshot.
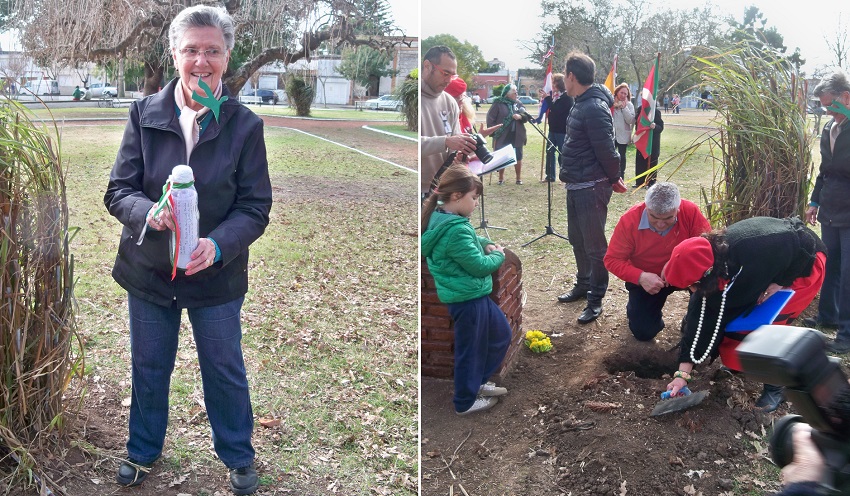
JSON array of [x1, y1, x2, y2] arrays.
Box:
[[448, 296, 512, 412], [625, 282, 678, 341], [126, 294, 255, 468], [566, 183, 613, 306], [818, 225, 850, 343]]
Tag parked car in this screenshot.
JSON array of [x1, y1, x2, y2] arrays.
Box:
[[247, 89, 279, 104], [518, 95, 539, 105], [22, 79, 60, 96], [363, 94, 402, 111], [86, 82, 118, 98]]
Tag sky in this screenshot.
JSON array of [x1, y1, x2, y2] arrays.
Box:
[[385, 0, 419, 37], [421, 0, 847, 75]]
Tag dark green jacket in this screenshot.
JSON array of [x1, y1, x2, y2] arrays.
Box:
[[421, 211, 504, 304]]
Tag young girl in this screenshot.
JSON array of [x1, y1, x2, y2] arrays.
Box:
[[421, 164, 512, 415]]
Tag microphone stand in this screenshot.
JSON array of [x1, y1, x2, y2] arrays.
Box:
[[475, 171, 507, 238], [522, 117, 569, 247]]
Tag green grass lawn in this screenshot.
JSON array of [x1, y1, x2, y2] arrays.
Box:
[[28, 103, 411, 123], [61, 124, 418, 494]]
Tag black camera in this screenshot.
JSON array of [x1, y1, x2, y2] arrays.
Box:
[[737, 326, 850, 494], [471, 133, 493, 164]]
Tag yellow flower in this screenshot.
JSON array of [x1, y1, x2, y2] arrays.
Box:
[[524, 330, 552, 353]]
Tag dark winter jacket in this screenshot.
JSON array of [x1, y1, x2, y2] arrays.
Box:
[[559, 84, 620, 184], [679, 217, 826, 364], [546, 93, 574, 135], [104, 78, 273, 308], [421, 210, 504, 304], [811, 118, 850, 227]]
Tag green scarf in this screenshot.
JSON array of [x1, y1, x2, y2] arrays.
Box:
[[493, 84, 519, 139]]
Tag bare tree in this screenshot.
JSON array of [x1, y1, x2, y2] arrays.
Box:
[[10, 0, 413, 95], [825, 13, 850, 69]]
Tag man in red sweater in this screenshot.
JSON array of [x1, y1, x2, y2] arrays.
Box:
[[604, 182, 710, 341]]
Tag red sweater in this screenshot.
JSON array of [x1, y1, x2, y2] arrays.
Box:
[[604, 200, 710, 285]]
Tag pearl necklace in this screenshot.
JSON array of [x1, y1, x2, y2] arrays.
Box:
[[689, 266, 743, 365]]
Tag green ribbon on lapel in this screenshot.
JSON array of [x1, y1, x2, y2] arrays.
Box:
[[191, 76, 228, 122]]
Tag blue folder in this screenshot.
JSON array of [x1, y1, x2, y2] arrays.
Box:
[[725, 289, 795, 333]]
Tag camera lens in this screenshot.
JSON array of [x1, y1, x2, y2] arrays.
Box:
[[770, 414, 804, 468], [472, 134, 493, 164]]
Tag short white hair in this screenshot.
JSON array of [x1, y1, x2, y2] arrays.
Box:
[[169, 5, 236, 51], [645, 182, 681, 213]]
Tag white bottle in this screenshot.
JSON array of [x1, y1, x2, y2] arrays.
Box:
[[169, 165, 199, 270]]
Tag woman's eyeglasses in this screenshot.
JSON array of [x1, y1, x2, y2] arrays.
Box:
[[179, 48, 225, 61]]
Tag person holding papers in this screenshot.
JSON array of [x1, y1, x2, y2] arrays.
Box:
[[661, 216, 826, 412], [486, 84, 530, 185]]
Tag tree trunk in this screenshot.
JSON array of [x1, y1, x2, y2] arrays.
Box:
[[143, 60, 164, 96]]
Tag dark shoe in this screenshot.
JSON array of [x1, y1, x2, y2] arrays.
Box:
[[827, 339, 850, 354], [516, 180, 523, 185], [116, 459, 152, 487], [577, 305, 602, 324], [801, 316, 838, 330], [557, 288, 587, 303], [229, 463, 259, 495], [755, 384, 785, 413]]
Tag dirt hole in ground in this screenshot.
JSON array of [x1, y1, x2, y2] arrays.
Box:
[[602, 346, 679, 379]]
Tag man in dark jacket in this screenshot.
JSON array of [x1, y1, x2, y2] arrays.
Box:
[[556, 52, 627, 324], [805, 71, 850, 353]]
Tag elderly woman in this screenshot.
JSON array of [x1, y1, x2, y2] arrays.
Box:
[[487, 83, 530, 184], [103, 5, 271, 495], [611, 83, 635, 180], [805, 72, 850, 354], [662, 217, 826, 413]]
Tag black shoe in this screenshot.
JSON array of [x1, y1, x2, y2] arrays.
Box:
[[755, 384, 785, 412], [577, 305, 602, 324], [557, 288, 587, 303], [229, 463, 259, 495], [827, 339, 850, 354], [116, 459, 152, 487], [801, 316, 838, 330]]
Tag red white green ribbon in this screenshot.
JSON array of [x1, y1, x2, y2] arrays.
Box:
[[137, 176, 195, 280]]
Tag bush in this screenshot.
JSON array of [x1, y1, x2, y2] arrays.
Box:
[[286, 76, 314, 117], [396, 69, 418, 132]]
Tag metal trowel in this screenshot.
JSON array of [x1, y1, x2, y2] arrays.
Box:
[[650, 388, 710, 417]]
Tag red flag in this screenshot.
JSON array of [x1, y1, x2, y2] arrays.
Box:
[[542, 58, 553, 95], [634, 53, 661, 160]]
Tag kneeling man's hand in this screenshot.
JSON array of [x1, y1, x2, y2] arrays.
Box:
[[639, 272, 667, 295]]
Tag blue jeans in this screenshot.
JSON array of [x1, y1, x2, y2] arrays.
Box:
[[447, 296, 511, 412], [126, 294, 255, 468], [546, 132, 566, 182], [566, 183, 613, 306], [818, 225, 850, 342]]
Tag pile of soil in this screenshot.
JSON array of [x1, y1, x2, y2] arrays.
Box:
[[422, 287, 809, 495]]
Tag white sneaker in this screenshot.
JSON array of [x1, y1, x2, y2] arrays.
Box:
[[478, 381, 508, 397], [457, 395, 498, 415]]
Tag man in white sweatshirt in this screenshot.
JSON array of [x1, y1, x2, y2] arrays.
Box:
[[420, 46, 477, 199]]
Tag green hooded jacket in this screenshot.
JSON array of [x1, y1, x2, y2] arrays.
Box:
[[421, 210, 505, 304]]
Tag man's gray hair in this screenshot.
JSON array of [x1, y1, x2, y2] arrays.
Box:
[[169, 5, 236, 51], [814, 72, 850, 98], [645, 182, 681, 213]]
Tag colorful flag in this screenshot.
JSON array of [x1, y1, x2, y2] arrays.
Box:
[[603, 55, 618, 94], [634, 53, 661, 160]]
